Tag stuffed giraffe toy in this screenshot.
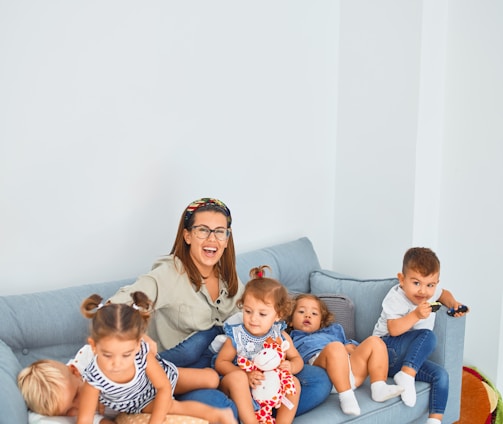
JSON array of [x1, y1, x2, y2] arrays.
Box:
[[237, 336, 296, 424]]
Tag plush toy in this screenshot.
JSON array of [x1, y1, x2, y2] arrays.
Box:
[[237, 336, 296, 424]]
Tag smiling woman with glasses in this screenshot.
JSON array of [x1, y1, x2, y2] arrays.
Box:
[[107, 197, 332, 420]]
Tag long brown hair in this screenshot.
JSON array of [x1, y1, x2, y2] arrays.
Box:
[[170, 198, 239, 296]]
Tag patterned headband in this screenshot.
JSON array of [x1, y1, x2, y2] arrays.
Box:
[[184, 198, 232, 227]]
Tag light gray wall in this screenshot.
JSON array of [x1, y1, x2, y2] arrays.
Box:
[[1, 0, 502, 393], [0, 1, 339, 291]]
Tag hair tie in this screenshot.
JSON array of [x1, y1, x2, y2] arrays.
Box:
[[132, 303, 140, 310], [96, 303, 104, 310], [257, 270, 263, 278]]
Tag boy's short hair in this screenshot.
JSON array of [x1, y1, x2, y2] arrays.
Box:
[[402, 247, 440, 276], [17, 359, 68, 416]]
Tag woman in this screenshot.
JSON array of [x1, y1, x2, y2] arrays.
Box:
[[108, 197, 331, 416]]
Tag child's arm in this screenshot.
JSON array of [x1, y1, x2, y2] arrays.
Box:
[[76, 383, 101, 424], [280, 332, 304, 375], [144, 352, 176, 424], [387, 301, 433, 336], [214, 338, 240, 376], [437, 289, 469, 316]]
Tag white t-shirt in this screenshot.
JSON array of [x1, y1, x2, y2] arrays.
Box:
[[373, 283, 443, 337]]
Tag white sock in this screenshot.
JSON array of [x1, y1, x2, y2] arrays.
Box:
[[371, 380, 405, 402], [338, 389, 361, 416], [393, 371, 416, 407], [426, 419, 441, 424]]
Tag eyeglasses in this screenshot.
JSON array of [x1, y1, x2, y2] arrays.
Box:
[[190, 225, 231, 241]]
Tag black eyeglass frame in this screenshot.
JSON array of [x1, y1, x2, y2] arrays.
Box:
[[190, 225, 231, 241]]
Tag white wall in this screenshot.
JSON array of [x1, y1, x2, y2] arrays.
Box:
[[441, 0, 503, 393], [0, 1, 339, 293], [2, 0, 503, 394], [333, 0, 503, 394]]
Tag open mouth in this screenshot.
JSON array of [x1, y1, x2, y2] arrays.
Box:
[[203, 246, 217, 256]]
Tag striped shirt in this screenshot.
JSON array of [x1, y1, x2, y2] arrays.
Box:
[[82, 339, 178, 414]]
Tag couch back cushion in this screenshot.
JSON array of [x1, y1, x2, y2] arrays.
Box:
[[310, 270, 398, 341], [236, 237, 320, 293], [0, 278, 134, 367]]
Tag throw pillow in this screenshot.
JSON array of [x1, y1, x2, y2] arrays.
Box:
[[310, 270, 398, 341], [317, 294, 356, 341]]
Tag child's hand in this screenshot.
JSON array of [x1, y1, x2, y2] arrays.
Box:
[[248, 370, 264, 388], [447, 303, 469, 317], [278, 359, 292, 373], [414, 301, 433, 319]]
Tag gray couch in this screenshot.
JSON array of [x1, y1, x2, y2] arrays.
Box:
[[0, 237, 466, 424]]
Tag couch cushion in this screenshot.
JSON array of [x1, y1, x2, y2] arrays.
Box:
[[0, 279, 133, 367], [0, 339, 28, 424], [236, 237, 320, 293], [310, 270, 397, 341]]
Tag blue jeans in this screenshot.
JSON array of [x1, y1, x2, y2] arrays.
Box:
[[175, 389, 238, 419], [295, 364, 332, 415], [160, 327, 332, 416], [383, 329, 449, 415], [158, 326, 222, 368]]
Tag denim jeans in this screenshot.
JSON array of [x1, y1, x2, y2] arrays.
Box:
[[175, 388, 238, 419], [383, 329, 449, 414], [159, 326, 332, 416], [158, 326, 222, 368]]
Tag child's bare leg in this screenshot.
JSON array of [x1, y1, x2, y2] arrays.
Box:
[[314, 342, 360, 415], [394, 365, 417, 407], [175, 367, 219, 394], [275, 376, 301, 424], [169, 399, 237, 424], [349, 336, 403, 402], [219, 370, 258, 424]]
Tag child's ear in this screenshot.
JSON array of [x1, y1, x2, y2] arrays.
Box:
[[68, 364, 81, 378], [397, 272, 405, 287], [88, 337, 96, 353]]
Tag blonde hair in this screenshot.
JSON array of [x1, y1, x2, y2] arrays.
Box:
[[17, 360, 67, 416]]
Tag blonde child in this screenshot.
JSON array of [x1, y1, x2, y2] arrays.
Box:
[[214, 266, 303, 424], [289, 294, 403, 416], [77, 291, 236, 424], [372, 247, 469, 424]]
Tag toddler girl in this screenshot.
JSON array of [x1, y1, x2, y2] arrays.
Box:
[[77, 291, 236, 424], [289, 294, 403, 416], [214, 266, 303, 424]]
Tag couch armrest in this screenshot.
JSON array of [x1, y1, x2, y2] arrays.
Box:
[[430, 307, 466, 423]]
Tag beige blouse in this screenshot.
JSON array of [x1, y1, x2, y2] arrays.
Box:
[[108, 255, 245, 350]]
